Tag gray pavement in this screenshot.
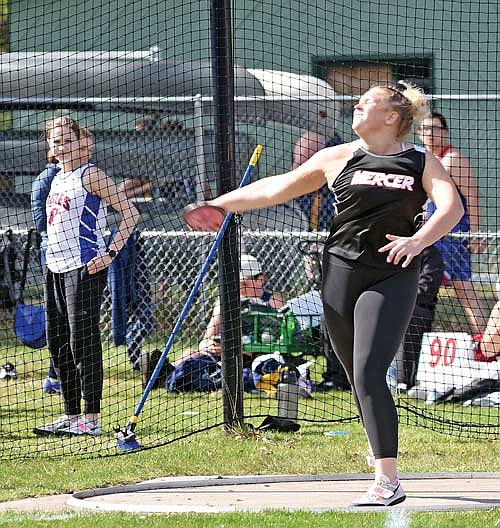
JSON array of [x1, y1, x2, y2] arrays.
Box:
[[68, 472, 499, 513], [1, 473, 498, 514]]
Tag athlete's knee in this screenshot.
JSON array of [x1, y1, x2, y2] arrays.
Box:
[[353, 364, 387, 395]]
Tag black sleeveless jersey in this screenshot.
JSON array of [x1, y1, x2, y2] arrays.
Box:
[[325, 144, 427, 269]]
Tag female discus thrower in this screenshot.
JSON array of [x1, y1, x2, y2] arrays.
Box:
[[185, 82, 463, 506]]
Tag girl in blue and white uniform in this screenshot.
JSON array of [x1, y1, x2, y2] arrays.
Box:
[[34, 117, 139, 438]]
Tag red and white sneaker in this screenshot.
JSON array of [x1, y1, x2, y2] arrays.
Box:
[[56, 416, 101, 436], [352, 475, 406, 507]]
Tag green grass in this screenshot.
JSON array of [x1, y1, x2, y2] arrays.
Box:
[[1, 421, 499, 502], [0, 299, 498, 526], [0, 510, 499, 528]]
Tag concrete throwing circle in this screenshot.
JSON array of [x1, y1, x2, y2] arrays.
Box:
[[68, 472, 500, 513]]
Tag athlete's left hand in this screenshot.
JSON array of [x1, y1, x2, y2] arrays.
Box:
[[379, 234, 425, 268], [86, 254, 113, 274]]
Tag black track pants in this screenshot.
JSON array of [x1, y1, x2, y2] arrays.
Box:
[[45, 266, 107, 415], [322, 253, 419, 459]]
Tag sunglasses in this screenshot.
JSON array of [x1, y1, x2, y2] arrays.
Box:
[[419, 125, 445, 132]]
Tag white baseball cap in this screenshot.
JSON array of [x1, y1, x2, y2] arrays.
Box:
[[240, 254, 262, 278]]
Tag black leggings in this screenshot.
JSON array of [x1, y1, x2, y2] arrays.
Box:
[[322, 253, 419, 459]]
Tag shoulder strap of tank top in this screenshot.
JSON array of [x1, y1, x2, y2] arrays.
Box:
[[79, 161, 95, 174]]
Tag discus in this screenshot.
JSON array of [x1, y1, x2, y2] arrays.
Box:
[[183, 201, 227, 232]]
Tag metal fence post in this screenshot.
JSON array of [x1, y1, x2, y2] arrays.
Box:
[[210, 0, 244, 430]]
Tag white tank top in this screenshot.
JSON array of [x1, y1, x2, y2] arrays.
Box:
[[45, 162, 107, 273]]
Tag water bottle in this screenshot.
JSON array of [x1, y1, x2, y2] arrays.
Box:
[[277, 367, 299, 420]]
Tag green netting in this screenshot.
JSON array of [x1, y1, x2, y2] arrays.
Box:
[[0, 0, 497, 460]]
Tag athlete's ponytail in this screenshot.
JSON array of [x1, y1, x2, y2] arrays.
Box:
[[379, 81, 430, 138]]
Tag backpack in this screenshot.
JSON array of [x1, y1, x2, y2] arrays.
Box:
[[14, 229, 46, 348], [166, 354, 222, 392], [0, 230, 19, 309]]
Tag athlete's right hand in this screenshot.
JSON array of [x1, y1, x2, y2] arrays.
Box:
[[378, 234, 426, 268]]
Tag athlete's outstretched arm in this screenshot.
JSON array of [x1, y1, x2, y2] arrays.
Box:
[[208, 145, 345, 213]]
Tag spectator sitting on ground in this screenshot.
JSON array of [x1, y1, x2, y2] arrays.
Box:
[[197, 254, 285, 361], [139, 254, 285, 388]]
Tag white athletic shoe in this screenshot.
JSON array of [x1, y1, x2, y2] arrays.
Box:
[[33, 415, 75, 436], [352, 475, 406, 507]]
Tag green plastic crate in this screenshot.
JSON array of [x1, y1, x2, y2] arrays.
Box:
[[241, 310, 321, 357]]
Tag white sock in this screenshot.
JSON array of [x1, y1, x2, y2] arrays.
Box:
[[375, 474, 398, 487]]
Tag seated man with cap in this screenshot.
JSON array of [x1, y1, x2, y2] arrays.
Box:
[[140, 254, 285, 387], [191, 254, 285, 366]]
